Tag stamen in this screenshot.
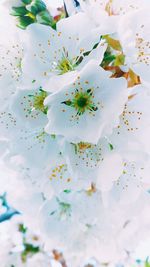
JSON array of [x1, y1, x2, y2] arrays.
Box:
[[29, 89, 48, 114], [56, 56, 75, 74], [61, 88, 98, 116]]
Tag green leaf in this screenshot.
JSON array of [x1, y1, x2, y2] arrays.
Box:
[[145, 259, 150, 267], [17, 15, 35, 29], [103, 35, 122, 51], [18, 224, 27, 234], [101, 50, 116, 67], [114, 54, 125, 66], [21, 243, 40, 262], [11, 6, 28, 16]]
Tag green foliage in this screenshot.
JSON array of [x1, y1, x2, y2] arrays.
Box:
[[22, 0, 32, 4], [37, 10, 56, 28], [11, 6, 28, 16], [114, 54, 125, 66], [101, 35, 125, 68], [145, 259, 150, 267], [101, 50, 116, 67], [18, 223, 40, 263], [26, 0, 46, 15], [103, 35, 122, 51], [21, 243, 40, 262], [17, 15, 35, 29], [11, 0, 57, 30], [18, 224, 27, 234]]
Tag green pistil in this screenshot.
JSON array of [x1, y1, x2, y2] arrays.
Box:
[[29, 89, 48, 114], [76, 96, 88, 108], [62, 89, 98, 115], [36, 130, 46, 143], [57, 56, 75, 74], [56, 197, 72, 218]]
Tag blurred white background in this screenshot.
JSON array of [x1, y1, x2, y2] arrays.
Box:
[[0, 0, 150, 263], [49, 0, 63, 7]]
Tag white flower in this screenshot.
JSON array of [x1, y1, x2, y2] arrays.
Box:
[[11, 88, 48, 129], [64, 0, 81, 15], [78, 0, 149, 38], [96, 151, 123, 191], [27, 253, 52, 267], [1, 1, 150, 264], [0, 24, 23, 87], [79, 0, 148, 16], [9, 128, 61, 170], [62, 137, 123, 191], [118, 7, 150, 83], [110, 158, 150, 205], [39, 191, 78, 250], [45, 60, 127, 143], [0, 13, 23, 115], [38, 190, 104, 256], [78, 0, 118, 34], [109, 85, 150, 157], [110, 0, 149, 15], [0, 87, 61, 172], [22, 14, 106, 92], [39, 155, 74, 196]]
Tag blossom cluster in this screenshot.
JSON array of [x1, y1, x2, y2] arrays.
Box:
[[0, 0, 150, 266]]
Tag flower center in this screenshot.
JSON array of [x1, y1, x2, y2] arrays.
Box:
[[72, 141, 93, 155], [31, 89, 48, 114], [78, 142, 92, 151], [56, 198, 72, 219], [76, 96, 88, 108], [57, 57, 75, 74], [62, 89, 98, 115]]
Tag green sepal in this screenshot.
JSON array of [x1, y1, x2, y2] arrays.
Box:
[[61, 100, 72, 106], [43, 106, 48, 114], [21, 0, 32, 4], [26, 0, 46, 15], [17, 15, 35, 29], [101, 50, 116, 67], [37, 10, 56, 29], [11, 6, 28, 16], [109, 143, 114, 151]]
